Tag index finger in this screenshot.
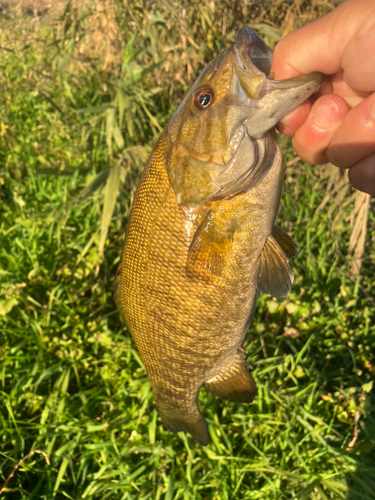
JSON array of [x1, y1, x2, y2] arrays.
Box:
[[271, 0, 375, 93]]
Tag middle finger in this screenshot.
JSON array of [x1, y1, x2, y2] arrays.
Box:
[[326, 93, 375, 168]]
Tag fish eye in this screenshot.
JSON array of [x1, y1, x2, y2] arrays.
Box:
[[193, 88, 214, 111]]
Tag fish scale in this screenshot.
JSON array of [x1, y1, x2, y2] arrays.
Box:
[[114, 27, 324, 445]]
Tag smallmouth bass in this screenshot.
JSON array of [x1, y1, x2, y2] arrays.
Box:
[[114, 28, 324, 446]]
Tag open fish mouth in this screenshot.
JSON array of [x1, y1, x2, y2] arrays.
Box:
[[235, 26, 273, 77], [233, 27, 325, 139]]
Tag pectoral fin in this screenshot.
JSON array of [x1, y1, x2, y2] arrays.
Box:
[[272, 226, 299, 258], [186, 212, 232, 283], [257, 234, 294, 299], [205, 350, 257, 403]]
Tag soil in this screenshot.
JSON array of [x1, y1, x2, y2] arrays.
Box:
[[0, 0, 67, 17]]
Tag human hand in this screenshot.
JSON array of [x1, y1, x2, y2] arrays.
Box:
[[271, 0, 375, 195]]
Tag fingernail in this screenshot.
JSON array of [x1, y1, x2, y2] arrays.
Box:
[[312, 98, 340, 129]]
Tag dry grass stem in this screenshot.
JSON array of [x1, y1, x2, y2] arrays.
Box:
[[348, 192, 371, 276], [346, 410, 361, 450], [0, 450, 50, 496]]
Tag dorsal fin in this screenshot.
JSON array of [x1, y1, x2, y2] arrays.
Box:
[[257, 234, 294, 298], [186, 212, 232, 284], [272, 226, 299, 258]]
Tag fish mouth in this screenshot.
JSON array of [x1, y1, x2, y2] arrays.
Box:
[[235, 26, 273, 76], [233, 27, 325, 139]]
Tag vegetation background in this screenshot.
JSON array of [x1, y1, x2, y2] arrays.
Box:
[[0, 0, 374, 498]]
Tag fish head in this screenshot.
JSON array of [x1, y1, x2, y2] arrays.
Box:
[[165, 27, 325, 208]]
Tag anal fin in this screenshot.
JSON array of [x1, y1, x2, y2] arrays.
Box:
[[257, 234, 294, 299], [156, 405, 210, 446], [272, 226, 299, 258], [186, 212, 232, 284], [205, 351, 257, 403]]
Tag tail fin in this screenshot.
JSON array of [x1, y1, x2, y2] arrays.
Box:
[[205, 350, 257, 403], [157, 406, 210, 446]]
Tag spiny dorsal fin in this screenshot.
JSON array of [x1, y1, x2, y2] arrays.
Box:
[[186, 212, 232, 283], [272, 226, 299, 258], [205, 350, 257, 403], [257, 234, 294, 299]]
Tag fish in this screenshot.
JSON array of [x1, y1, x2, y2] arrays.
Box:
[[114, 27, 324, 446]]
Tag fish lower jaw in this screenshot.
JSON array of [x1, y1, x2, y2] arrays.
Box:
[[212, 132, 257, 185], [184, 134, 259, 205]]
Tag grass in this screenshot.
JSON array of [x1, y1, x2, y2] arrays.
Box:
[[0, 0, 374, 498]]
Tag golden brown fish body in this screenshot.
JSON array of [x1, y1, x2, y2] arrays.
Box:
[[114, 28, 324, 445]]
